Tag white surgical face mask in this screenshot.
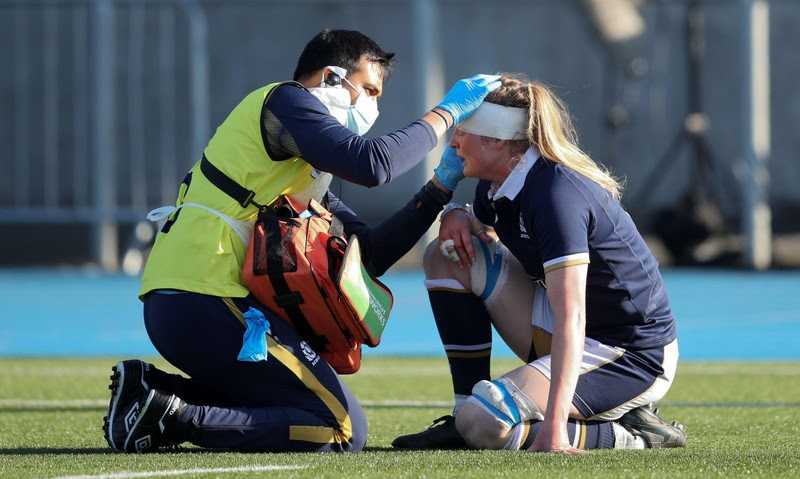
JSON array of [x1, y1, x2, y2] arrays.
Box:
[[345, 87, 379, 136], [309, 85, 352, 126], [308, 66, 379, 136]]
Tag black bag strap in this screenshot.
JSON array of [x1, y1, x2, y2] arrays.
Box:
[[201, 153, 342, 351], [201, 154, 327, 348], [256, 214, 329, 351], [200, 155, 266, 211]]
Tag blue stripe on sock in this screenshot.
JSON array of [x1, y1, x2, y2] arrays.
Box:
[[478, 242, 503, 302], [493, 380, 521, 424], [473, 395, 515, 428]]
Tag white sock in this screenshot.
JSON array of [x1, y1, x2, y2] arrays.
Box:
[[453, 394, 470, 416], [612, 422, 646, 449], [502, 422, 526, 450]]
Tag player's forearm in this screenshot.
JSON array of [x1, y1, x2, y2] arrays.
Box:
[[542, 264, 588, 426], [544, 314, 585, 427]]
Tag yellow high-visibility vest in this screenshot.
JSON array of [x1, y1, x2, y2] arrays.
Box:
[[141, 82, 319, 298]]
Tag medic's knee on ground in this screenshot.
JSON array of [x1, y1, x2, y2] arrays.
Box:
[[344, 400, 369, 452]]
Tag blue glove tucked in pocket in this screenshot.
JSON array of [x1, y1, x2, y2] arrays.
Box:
[[237, 307, 271, 362]]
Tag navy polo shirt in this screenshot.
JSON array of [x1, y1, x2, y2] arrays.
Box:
[[473, 149, 676, 350]]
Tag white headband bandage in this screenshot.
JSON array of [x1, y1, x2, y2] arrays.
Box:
[[457, 102, 528, 140]]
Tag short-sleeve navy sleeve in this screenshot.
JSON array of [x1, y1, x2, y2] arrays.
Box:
[[527, 169, 592, 273]]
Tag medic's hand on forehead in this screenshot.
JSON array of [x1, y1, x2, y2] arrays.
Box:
[[437, 74, 502, 125]]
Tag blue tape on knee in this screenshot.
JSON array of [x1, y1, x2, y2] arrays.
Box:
[[493, 380, 521, 424], [473, 395, 516, 429], [478, 242, 503, 303]]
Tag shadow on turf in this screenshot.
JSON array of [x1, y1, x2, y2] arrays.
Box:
[[362, 446, 472, 452], [363, 447, 396, 452]]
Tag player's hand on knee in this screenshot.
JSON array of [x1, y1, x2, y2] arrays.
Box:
[[470, 215, 493, 245], [439, 209, 475, 269]]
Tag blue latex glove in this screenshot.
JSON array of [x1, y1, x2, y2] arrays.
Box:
[[237, 308, 271, 362], [436, 74, 502, 125], [434, 145, 464, 191]]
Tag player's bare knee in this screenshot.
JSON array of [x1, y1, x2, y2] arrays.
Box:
[[455, 402, 509, 450]]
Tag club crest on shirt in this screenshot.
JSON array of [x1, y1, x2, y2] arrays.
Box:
[[519, 213, 530, 239], [300, 341, 320, 365]]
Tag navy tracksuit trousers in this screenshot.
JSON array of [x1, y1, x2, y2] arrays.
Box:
[[142, 291, 367, 452]]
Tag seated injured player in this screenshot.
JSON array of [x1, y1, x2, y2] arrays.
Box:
[[392, 74, 687, 453]]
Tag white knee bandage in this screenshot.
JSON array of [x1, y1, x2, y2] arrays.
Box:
[[469, 377, 544, 429]]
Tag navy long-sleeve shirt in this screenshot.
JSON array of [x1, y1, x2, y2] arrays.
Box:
[[328, 187, 445, 277], [265, 82, 445, 276], [265, 82, 437, 186]]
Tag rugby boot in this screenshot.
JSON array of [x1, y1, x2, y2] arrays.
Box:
[[619, 405, 688, 448], [103, 360, 156, 451], [391, 415, 469, 449], [124, 389, 185, 453]]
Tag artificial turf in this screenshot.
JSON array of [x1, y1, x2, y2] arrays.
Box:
[[1, 357, 798, 478]]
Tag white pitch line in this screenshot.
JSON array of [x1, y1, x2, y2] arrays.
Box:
[[49, 465, 305, 479], [362, 399, 452, 408]]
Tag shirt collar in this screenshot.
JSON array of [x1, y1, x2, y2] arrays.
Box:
[[488, 146, 540, 201]]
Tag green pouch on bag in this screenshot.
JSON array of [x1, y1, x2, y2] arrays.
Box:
[[336, 235, 393, 347]]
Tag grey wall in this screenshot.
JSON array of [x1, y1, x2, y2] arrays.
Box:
[[199, 0, 800, 229], [1, 0, 799, 266]]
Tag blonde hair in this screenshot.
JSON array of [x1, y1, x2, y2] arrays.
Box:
[[485, 74, 623, 199]]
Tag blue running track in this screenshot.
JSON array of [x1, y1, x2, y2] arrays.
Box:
[[1, 268, 798, 360]]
